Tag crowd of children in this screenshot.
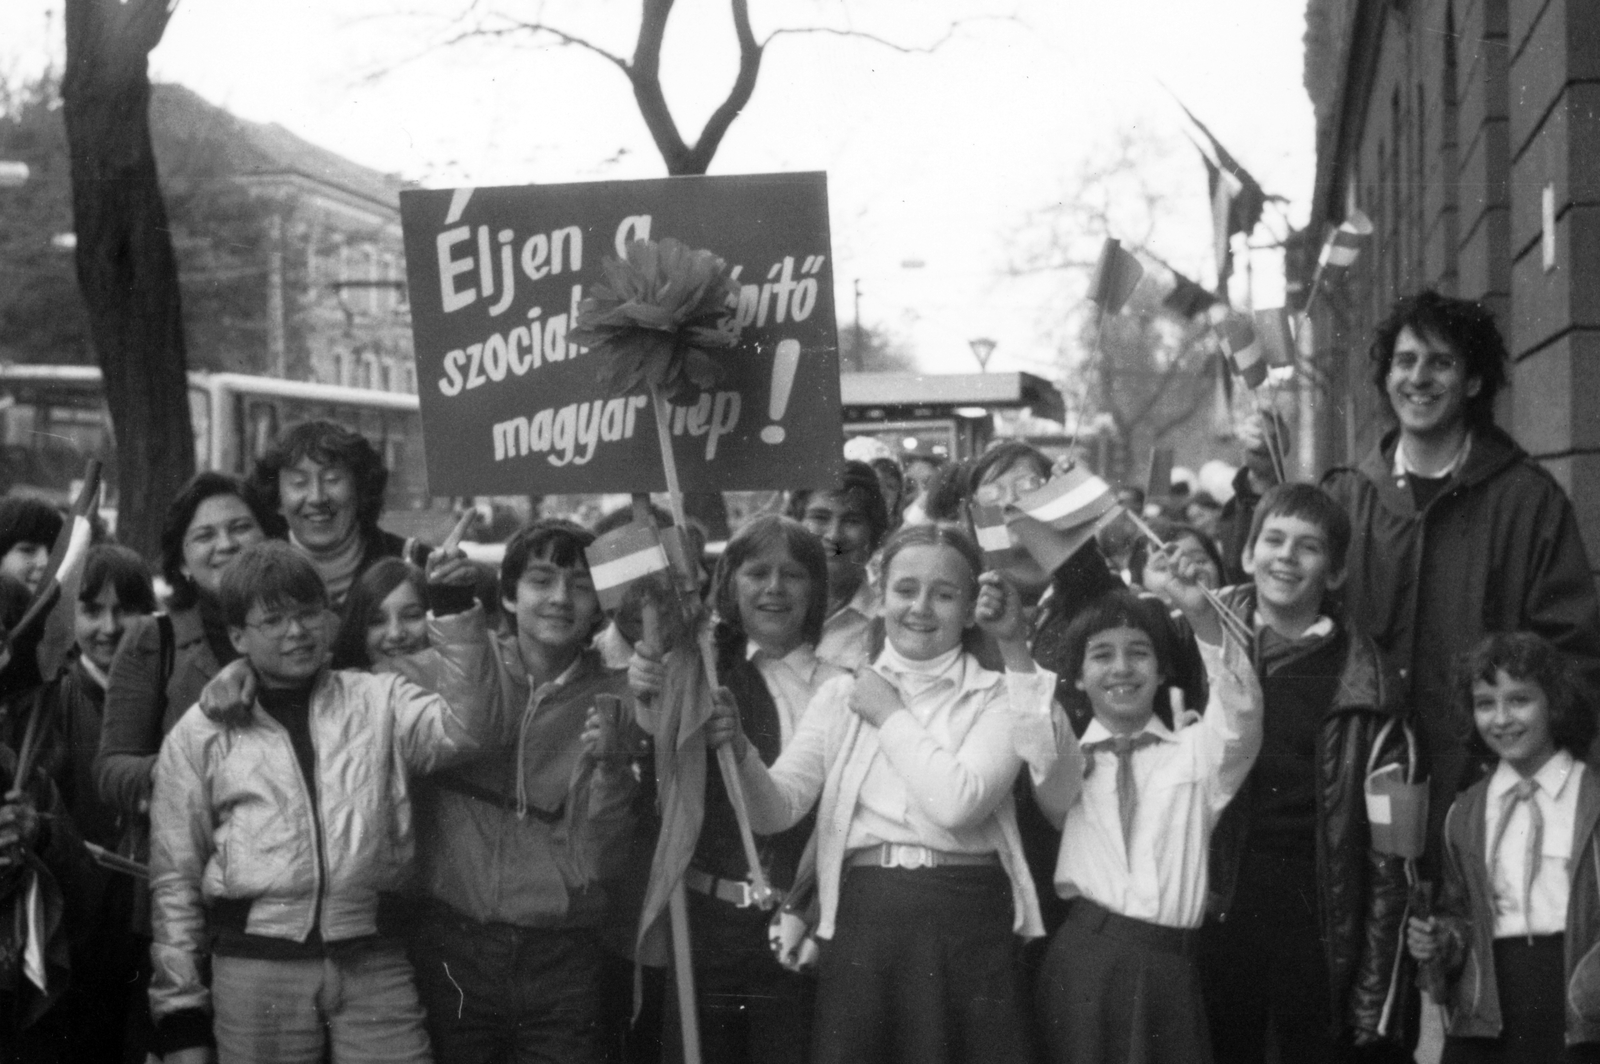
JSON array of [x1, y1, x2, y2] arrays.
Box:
[[2, 289, 1599, 1064]]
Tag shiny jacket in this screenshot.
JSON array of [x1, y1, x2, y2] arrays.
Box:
[[1206, 585, 1415, 1047], [1434, 767, 1600, 1044], [147, 608, 495, 1027], [1323, 425, 1600, 826]]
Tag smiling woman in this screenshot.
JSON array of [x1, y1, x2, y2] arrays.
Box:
[[248, 420, 432, 609]]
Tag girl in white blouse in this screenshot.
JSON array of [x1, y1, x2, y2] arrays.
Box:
[[708, 523, 1063, 1064]]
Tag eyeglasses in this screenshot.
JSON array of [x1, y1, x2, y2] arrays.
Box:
[[245, 608, 328, 639], [973, 470, 1047, 508]]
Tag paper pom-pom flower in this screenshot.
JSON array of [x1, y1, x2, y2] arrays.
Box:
[[571, 237, 743, 404]]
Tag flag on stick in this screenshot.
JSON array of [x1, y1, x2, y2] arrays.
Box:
[[1161, 269, 1220, 319], [1008, 509, 1120, 576], [1318, 208, 1374, 269], [970, 502, 1015, 562], [585, 521, 672, 611], [1217, 314, 1267, 389], [1088, 238, 1145, 315], [1014, 465, 1119, 531], [1251, 308, 1296, 367]]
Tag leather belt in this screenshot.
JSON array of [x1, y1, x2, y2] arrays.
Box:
[[683, 868, 781, 910], [846, 843, 1000, 870]]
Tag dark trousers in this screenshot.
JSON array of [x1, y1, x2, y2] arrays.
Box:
[[1038, 898, 1210, 1064], [408, 907, 606, 1064], [661, 889, 812, 1064], [812, 865, 1032, 1064], [1201, 850, 1342, 1064], [1442, 936, 1600, 1064]]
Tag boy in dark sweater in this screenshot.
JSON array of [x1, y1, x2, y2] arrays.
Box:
[[1197, 483, 1415, 1062]]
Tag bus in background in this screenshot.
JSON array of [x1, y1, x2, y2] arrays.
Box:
[[0, 364, 457, 542]]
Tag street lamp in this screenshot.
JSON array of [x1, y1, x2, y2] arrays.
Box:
[[968, 337, 996, 372]]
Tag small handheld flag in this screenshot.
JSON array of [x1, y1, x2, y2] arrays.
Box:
[[970, 502, 1014, 561], [1216, 314, 1266, 389], [1318, 208, 1374, 269], [1014, 466, 1118, 531], [585, 521, 672, 611], [1088, 238, 1145, 315], [1008, 509, 1121, 577], [1252, 308, 1296, 367]]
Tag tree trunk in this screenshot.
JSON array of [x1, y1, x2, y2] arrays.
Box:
[[61, 0, 194, 558]]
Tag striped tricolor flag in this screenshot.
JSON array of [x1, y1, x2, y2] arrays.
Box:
[[970, 502, 1014, 560], [1088, 237, 1145, 315], [1216, 313, 1267, 389], [585, 520, 671, 611], [1318, 209, 1374, 269], [1015, 466, 1118, 531]]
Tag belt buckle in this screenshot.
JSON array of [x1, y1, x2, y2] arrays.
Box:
[[883, 843, 933, 869], [733, 880, 757, 908]]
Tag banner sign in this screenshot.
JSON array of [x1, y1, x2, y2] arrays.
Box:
[[400, 172, 843, 495]]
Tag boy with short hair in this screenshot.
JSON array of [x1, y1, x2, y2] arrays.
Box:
[[1032, 556, 1262, 1064], [148, 540, 496, 1064], [786, 460, 890, 669], [1200, 483, 1414, 1062], [402, 519, 643, 1064]]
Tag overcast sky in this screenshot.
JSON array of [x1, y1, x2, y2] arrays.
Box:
[[2, 0, 1314, 379]]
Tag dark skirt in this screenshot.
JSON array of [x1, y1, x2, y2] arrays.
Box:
[[811, 864, 1032, 1064], [1443, 935, 1600, 1064], [1038, 897, 1211, 1064]]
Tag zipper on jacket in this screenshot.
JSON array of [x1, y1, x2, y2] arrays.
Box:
[[264, 691, 328, 942]]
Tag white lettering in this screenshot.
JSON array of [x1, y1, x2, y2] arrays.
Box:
[[520, 234, 549, 281], [438, 348, 466, 396], [548, 404, 577, 466], [614, 215, 652, 257], [463, 343, 487, 390], [552, 226, 583, 274], [508, 326, 534, 375], [574, 400, 604, 464], [482, 332, 508, 382], [706, 391, 742, 461], [436, 228, 475, 312]]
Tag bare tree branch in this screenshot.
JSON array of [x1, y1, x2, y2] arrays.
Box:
[[763, 15, 1006, 53]]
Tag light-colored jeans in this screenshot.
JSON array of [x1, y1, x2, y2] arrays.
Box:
[[212, 943, 432, 1064]]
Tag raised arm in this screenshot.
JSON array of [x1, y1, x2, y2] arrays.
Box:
[[96, 614, 168, 818], [392, 604, 500, 773]]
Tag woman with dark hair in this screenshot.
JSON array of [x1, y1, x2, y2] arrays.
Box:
[[632, 514, 844, 1064], [95, 471, 272, 835], [248, 419, 430, 609], [330, 558, 431, 670]]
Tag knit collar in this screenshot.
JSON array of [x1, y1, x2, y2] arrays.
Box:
[[873, 642, 964, 699], [290, 528, 366, 607]]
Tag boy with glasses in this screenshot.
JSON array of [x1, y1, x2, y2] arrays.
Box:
[[147, 540, 496, 1064]]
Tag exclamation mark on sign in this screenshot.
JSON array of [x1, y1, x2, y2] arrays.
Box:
[[760, 339, 801, 444]]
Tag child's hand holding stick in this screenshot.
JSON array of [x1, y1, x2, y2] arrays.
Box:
[[1124, 510, 1252, 647], [976, 571, 1036, 673]]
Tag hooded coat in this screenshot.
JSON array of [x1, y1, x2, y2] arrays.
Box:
[[1322, 424, 1600, 841]]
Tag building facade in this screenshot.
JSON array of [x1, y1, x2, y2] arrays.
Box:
[[1302, 0, 1600, 560], [150, 83, 415, 393]]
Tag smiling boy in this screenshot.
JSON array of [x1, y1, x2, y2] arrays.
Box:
[[1200, 483, 1415, 1062], [787, 460, 890, 670], [1031, 556, 1262, 1064], [147, 541, 496, 1064], [403, 520, 641, 1064]]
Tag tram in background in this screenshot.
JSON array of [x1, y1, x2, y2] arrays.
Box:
[[839, 371, 1069, 462], [0, 365, 452, 540]]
